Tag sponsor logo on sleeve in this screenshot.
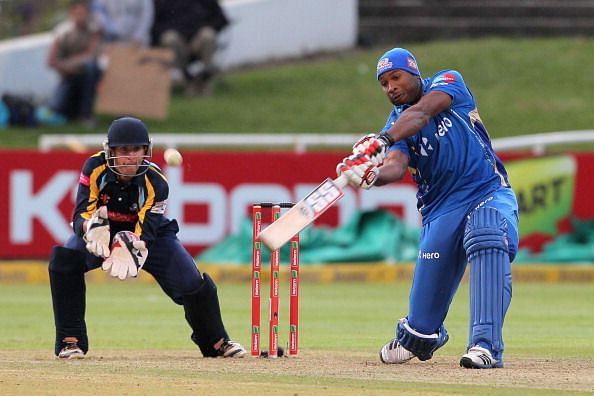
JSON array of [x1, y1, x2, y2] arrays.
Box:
[[150, 200, 167, 214], [79, 172, 90, 186], [430, 72, 457, 88]]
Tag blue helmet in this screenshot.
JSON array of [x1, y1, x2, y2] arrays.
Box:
[[106, 116, 151, 147]]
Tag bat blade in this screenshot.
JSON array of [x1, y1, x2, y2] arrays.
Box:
[[258, 175, 348, 251]]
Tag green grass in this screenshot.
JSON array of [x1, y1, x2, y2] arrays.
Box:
[[3, 37, 594, 149], [1, 281, 592, 357], [0, 281, 592, 394]]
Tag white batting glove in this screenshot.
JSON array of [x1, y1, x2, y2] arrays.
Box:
[[84, 206, 110, 258], [352, 133, 394, 166], [336, 154, 380, 190], [102, 231, 148, 280]]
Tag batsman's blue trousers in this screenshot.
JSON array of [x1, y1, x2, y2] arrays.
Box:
[[407, 188, 518, 344]]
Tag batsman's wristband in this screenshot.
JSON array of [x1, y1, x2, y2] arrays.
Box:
[[378, 133, 395, 146]]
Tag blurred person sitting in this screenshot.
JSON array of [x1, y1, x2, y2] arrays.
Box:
[[14, 2, 40, 36], [152, 0, 229, 96], [47, 0, 102, 127], [91, 0, 154, 47]]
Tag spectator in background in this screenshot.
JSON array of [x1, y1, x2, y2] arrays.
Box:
[[152, 0, 229, 96], [14, 2, 40, 36], [47, 0, 102, 127], [91, 0, 154, 47]]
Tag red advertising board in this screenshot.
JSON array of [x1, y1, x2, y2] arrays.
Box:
[[1, 150, 593, 259]]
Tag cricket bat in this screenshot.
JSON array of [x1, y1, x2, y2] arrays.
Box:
[[258, 175, 348, 251]]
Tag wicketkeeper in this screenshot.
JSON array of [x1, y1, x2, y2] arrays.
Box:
[[337, 48, 519, 368], [49, 116, 246, 359]]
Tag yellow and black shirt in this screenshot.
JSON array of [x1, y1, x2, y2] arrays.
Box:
[[72, 151, 172, 247]]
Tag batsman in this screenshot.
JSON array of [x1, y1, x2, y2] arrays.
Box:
[[337, 48, 519, 368], [49, 116, 246, 359]]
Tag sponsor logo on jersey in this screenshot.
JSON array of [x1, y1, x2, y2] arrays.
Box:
[[377, 57, 392, 74], [420, 137, 433, 157], [79, 172, 90, 186], [436, 116, 453, 137], [418, 250, 440, 260], [150, 200, 167, 214], [442, 73, 456, 82], [107, 210, 138, 222], [430, 72, 457, 88]]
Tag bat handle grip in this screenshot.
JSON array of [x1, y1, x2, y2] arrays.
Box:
[[334, 174, 349, 188]]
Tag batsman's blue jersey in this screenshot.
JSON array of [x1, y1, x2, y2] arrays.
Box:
[[383, 70, 511, 224]]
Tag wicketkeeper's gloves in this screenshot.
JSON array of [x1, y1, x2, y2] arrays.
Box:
[[102, 231, 148, 280], [84, 206, 110, 258]]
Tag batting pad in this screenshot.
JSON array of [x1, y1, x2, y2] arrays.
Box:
[[464, 207, 512, 361]]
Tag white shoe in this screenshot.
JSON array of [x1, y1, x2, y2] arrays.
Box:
[[57, 338, 84, 360], [460, 345, 502, 368], [218, 340, 247, 358], [379, 338, 415, 364]]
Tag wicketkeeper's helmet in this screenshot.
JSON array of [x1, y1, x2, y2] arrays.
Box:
[[103, 116, 153, 176]]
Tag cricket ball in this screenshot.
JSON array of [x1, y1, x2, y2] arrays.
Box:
[[164, 148, 183, 166]]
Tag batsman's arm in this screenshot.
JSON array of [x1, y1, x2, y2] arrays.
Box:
[[374, 150, 410, 187], [383, 90, 452, 143]]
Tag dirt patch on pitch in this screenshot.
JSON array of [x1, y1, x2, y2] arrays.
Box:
[[199, 350, 593, 392], [0, 350, 592, 394]]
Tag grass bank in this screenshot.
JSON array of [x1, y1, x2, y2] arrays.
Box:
[[2, 37, 594, 148]]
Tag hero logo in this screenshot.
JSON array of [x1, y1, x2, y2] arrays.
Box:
[[418, 251, 440, 260], [7, 167, 421, 251]]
